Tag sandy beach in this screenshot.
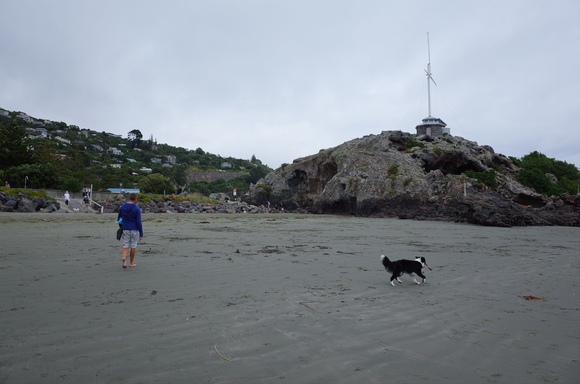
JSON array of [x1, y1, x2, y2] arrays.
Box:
[[0, 212, 578, 384]]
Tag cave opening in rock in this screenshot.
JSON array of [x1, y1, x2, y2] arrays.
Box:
[[423, 153, 485, 175], [288, 170, 308, 194], [319, 161, 338, 187]]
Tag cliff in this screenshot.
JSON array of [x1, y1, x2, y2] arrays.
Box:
[[244, 131, 579, 227]]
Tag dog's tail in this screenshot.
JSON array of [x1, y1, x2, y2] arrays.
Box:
[[380, 255, 393, 272]]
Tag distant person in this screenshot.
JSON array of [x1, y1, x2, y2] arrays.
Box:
[[81, 187, 88, 198], [4, 181, 9, 188], [83, 196, 90, 211], [118, 193, 143, 268], [64, 191, 70, 206]]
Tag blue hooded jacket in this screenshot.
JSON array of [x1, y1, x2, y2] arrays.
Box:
[[117, 202, 143, 237]]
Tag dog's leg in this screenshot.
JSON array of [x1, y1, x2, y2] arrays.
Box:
[[396, 278, 402, 284], [416, 271, 426, 285]]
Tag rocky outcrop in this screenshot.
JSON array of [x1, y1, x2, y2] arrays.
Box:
[[0, 190, 280, 215], [244, 131, 579, 227], [99, 198, 276, 215], [0, 191, 60, 212]]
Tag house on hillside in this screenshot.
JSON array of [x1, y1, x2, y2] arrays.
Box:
[[16, 113, 33, 123], [26, 127, 48, 139], [55, 136, 71, 145], [166, 155, 177, 165], [109, 147, 123, 156]]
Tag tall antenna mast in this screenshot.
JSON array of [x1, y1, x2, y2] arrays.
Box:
[[425, 32, 437, 117], [415, 32, 447, 137]]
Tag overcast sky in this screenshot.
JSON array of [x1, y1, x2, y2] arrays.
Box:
[[1, 0, 578, 169]]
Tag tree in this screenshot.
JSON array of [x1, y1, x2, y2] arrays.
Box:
[[189, 181, 211, 196], [0, 122, 33, 169], [255, 184, 273, 200], [138, 173, 175, 194], [4, 163, 63, 189], [63, 177, 83, 193], [172, 166, 187, 186], [128, 129, 143, 149], [245, 164, 270, 184], [30, 140, 61, 170]]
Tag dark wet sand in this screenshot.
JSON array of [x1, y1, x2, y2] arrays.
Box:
[[0, 212, 578, 383]]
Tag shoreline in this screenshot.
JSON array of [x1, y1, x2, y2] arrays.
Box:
[[1, 213, 578, 383]]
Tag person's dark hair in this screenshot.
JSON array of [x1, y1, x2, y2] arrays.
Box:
[[129, 193, 138, 202]]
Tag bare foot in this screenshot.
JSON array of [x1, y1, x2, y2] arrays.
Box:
[[130, 263, 137, 267], [122, 259, 127, 269]]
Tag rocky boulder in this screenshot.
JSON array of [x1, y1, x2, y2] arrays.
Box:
[[15, 197, 38, 212]]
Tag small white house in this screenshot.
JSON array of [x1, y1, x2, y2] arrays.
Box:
[[109, 147, 123, 156], [55, 136, 71, 145]]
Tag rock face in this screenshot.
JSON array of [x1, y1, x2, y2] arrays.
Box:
[[244, 131, 579, 227]]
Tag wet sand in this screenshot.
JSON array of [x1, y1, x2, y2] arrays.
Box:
[[0, 212, 578, 383]]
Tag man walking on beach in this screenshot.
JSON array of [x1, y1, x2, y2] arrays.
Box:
[[118, 193, 143, 268]]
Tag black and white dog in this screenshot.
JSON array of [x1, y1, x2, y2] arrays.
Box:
[[380, 255, 432, 286]]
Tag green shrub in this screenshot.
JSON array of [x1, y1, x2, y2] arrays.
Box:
[[184, 192, 215, 203], [516, 151, 579, 196], [465, 170, 497, 188], [387, 165, 399, 178], [405, 137, 424, 150]]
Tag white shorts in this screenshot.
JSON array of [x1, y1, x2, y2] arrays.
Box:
[[121, 230, 140, 248]]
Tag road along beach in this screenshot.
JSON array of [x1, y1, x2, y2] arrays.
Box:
[[1, 213, 578, 383]]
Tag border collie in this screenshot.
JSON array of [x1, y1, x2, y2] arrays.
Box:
[[380, 255, 432, 286]]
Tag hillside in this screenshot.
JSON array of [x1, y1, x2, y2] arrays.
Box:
[[0, 107, 271, 194], [245, 131, 579, 226]]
